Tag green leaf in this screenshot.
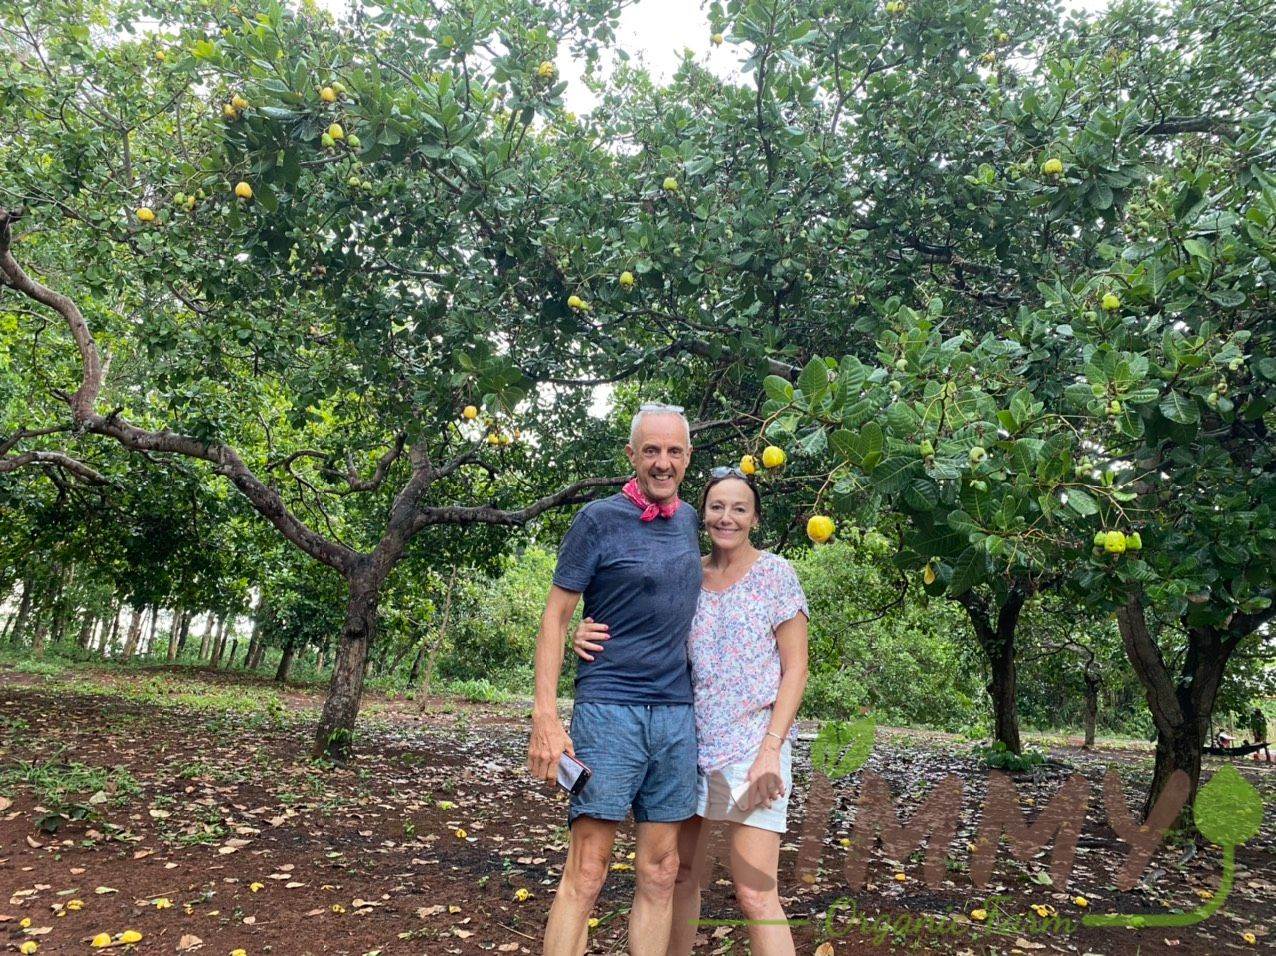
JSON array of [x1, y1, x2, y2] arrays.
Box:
[[1124, 386, 1160, 405], [764, 374, 794, 404], [1065, 487, 1099, 516], [1194, 765, 1263, 846], [812, 718, 876, 779], [904, 476, 939, 512], [798, 358, 830, 402], [947, 510, 981, 540], [871, 456, 920, 495], [797, 427, 827, 458], [1205, 287, 1246, 308], [949, 546, 988, 596], [1159, 391, 1199, 425]]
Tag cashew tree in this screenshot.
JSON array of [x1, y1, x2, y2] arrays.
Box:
[[0, 0, 748, 759], [748, 0, 1273, 819]]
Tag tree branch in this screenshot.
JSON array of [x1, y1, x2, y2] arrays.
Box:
[[1138, 115, 1239, 138], [0, 207, 356, 574], [0, 449, 106, 484], [411, 475, 626, 531]]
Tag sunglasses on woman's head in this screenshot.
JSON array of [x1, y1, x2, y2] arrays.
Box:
[[710, 466, 752, 480]]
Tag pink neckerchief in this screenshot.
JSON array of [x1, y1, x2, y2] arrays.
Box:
[[622, 477, 681, 521]]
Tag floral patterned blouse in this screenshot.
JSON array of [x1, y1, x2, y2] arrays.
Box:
[[688, 550, 809, 772]]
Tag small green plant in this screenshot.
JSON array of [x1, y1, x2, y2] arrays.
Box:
[[440, 677, 512, 704], [970, 740, 1047, 772], [0, 756, 140, 805], [12, 657, 68, 678]]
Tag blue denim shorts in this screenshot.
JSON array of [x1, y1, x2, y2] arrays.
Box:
[[567, 702, 697, 826]]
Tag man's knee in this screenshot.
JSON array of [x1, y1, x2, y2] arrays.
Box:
[[674, 850, 700, 889], [562, 849, 610, 903], [637, 847, 680, 898]]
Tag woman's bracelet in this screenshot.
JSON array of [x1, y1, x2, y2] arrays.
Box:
[[764, 731, 785, 745]]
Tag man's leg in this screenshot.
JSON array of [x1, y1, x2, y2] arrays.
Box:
[[544, 816, 619, 956], [666, 816, 709, 956], [631, 820, 681, 956]]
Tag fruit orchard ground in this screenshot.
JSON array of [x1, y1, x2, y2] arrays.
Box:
[[0, 664, 1270, 954]]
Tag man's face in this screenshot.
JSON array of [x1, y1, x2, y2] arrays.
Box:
[[625, 414, 691, 505]]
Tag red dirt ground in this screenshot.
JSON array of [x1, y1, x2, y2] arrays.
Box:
[[0, 664, 1270, 955]]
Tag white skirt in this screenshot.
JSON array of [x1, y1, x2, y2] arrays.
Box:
[[693, 739, 792, 833]]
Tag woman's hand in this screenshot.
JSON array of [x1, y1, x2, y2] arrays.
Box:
[[746, 743, 785, 809], [572, 617, 610, 661]]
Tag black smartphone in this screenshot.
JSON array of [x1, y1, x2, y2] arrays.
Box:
[[556, 752, 593, 796]]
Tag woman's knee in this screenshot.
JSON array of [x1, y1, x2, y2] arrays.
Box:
[[733, 880, 781, 922]]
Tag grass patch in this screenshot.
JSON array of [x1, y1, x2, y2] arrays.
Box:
[[46, 671, 295, 722], [436, 677, 515, 704], [0, 754, 140, 805], [969, 740, 1048, 772], [9, 657, 70, 678]]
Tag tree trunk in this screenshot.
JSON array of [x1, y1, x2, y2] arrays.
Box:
[[0, 581, 22, 642], [313, 577, 378, 761], [120, 607, 143, 659], [1082, 671, 1099, 749], [959, 587, 1027, 754], [275, 637, 297, 683], [211, 614, 228, 666], [76, 613, 95, 651], [1115, 594, 1242, 826], [48, 563, 69, 645], [8, 580, 33, 645], [104, 603, 122, 655], [226, 639, 239, 667], [167, 608, 183, 661], [244, 612, 262, 670], [176, 610, 193, 655], [198, 612, 214, 659], [31, 608, 49, 657], [145, 604, 159, 655]]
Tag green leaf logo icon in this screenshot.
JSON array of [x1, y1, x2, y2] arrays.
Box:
[[812, 718, 875, 779], [1194, 764, 1263, 847]]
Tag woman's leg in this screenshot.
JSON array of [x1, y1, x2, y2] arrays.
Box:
[[728, 823, 795, 956], [666, 816, 708, 956]]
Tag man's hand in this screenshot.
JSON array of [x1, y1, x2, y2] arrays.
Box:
[[572, 617, 610, 661], [528, 711, 575, 784]]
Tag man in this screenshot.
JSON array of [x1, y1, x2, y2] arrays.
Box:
[[528, 403, 702, 956], [1249, 707, 1270, 763]]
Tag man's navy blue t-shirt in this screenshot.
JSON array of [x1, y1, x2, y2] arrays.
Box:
[[553, 493, 702, 704]]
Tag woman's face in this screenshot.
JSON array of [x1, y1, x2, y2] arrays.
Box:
[[703, 478, 758, 550]]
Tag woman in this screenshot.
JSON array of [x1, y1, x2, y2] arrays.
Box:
[[573, 466, 809, 955]]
